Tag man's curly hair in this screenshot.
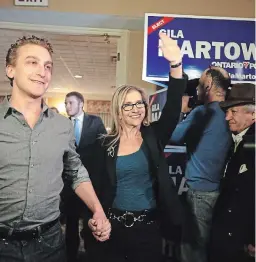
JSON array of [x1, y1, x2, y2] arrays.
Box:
[[6, 35, 54, 86]]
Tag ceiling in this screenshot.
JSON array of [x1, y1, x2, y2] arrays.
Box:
[[0, 8, 144, 31], [0, 28, 118, 98]]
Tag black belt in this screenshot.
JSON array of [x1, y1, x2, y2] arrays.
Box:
[[108, 208, 158, 228], [0, 218, 59, 241]]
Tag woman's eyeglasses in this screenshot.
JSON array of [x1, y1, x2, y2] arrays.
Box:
[[122, 101, 146, 111]]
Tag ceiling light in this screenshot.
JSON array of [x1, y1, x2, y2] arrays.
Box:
[[53, 87, 61, 90], [74, 75, 83, 79]]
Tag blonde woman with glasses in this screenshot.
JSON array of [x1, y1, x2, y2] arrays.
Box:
[[85, 33, 187, 262]]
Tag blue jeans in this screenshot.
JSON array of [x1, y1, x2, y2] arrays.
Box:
[[0, 222, 66, 262], [181, 189, 219, 262]]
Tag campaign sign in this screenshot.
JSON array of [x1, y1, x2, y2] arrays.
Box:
[[149, 88, 167, 122], [143, 13, 256, 86]]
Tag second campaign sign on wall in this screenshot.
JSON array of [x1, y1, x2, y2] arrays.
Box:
[[143, 13, 256, 87]]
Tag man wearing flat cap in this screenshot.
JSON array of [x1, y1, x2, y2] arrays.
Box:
[[209, 83, 255, 262]]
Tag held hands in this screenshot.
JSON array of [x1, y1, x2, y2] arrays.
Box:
[[159, 32, 183, 65], [88, 210, 111, 242]]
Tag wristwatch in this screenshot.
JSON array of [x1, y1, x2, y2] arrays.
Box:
[[170, 61, 182, 68]]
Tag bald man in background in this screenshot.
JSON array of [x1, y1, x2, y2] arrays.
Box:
[[170, 66, 232, 262]]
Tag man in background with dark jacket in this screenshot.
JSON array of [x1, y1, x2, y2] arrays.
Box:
[[63, 91, 106, 262], [209, 83, 255, 262]]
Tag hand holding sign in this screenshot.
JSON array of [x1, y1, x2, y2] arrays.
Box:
[[159, 32, 183, 65]]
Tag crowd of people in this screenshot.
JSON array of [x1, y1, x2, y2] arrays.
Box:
[[0, 32, 255, 262]]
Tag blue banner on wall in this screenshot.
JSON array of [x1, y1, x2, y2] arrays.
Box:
[[149, 88, 167, 121], [143, 14, 256, 87]]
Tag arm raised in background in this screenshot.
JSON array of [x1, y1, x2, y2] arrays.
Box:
[[170, 105, 202, 145], [151, 32, 187, 146]]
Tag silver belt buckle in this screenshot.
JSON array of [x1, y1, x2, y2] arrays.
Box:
[[123, 212, 135, 228]]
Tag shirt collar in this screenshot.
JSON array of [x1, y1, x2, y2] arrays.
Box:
[[71, 112, 84, 122], [0, 96, 50, 119], [0, 97, 11, 118], [41, 100, 50, 117], [232, 127, 249, 143]]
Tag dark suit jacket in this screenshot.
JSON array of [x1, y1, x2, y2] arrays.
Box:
[[209, 124, 255, 262], [76, 113, 106, 173], [61, 113, 106, 213], [89, 75, 187, 232]]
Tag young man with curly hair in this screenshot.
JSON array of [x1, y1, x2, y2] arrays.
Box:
[[0, 35, 111, 262]]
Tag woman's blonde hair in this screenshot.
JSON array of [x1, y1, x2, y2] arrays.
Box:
[[101, 85, 151, 150]]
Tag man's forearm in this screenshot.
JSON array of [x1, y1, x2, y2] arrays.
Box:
[[75, 181, 104, 214]]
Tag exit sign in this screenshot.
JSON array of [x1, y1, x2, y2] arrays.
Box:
[[14, 0, 48, 6]]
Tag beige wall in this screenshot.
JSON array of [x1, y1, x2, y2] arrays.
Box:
[[126, 31, 156, 94], [46, 96, 67, 116], [0, 0, 255, 18], [115, 30, 156, 95], [0, 0, 254, 96]]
